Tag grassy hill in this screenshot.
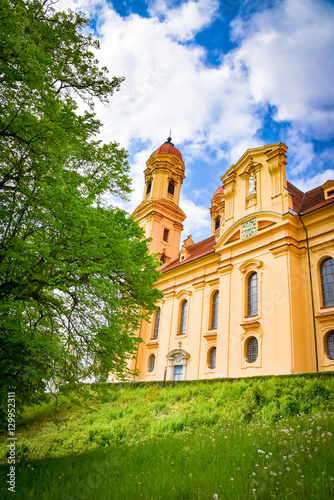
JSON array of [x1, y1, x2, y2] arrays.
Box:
[[1, 372, 334, 463], [1, 373, 334, 499]]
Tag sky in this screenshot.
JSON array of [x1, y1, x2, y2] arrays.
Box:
[[61, 0, 334, 241]]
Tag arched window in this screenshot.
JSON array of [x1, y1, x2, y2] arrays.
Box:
[[208, 347, 216, 369], [211, 291, 219, 329], [246, 337, 258, 363], [247, 272, 258, 316], [152, 308, 161, 340], [320, 257, 334, 307], [179, 300, 188, 335], [146, 182, 152, 195], [326, 331, 334, 360], [215, 218, 220, 230], [148, 354, 155, 372]]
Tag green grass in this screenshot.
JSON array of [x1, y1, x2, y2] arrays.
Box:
[[1, 412, 334, 499], [1, 373, 334, 499], [1, 373, 334, 464]]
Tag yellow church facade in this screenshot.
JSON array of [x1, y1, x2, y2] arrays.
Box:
[[128, 139, 334, 381]]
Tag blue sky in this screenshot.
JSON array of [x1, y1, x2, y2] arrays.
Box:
[[63, 0, 334, 241]]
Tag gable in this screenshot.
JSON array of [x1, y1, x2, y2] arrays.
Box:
[[215, 212, 283, 250]]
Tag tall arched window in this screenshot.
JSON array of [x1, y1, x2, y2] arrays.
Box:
[[247, 272, 258, 316], [211, 291, 219, 329], [320, 257, 334, 307], [152, 308, 161, 339], [148, 354, 155, 372], [208, 347, 216, 369], [326, 331, 334, 360], [246, 337, 258, 363], [179, 300, 188, 335]]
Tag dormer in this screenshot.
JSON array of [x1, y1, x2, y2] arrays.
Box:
[[179, 235, 194, 262], [322, 180, 334, 200]]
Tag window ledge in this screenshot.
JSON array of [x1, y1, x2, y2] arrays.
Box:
[[240, 319, 260, 328], [242, 363, 261, 369], [315, 309, 334, 324], [316, 310, 334, 319], [146, 341, 159, 346], [204, 332, 217, 338]]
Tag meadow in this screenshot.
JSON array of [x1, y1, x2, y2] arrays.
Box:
[[1, 373, 334, 499]]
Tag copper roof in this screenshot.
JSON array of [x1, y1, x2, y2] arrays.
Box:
[[163, 235, 216, 272], [287, 181, 334, 214], [213, 186, 224, 197], [151, 142, 182, 159]]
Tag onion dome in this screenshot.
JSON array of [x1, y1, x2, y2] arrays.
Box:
[[151, 136, 182, 159], [213, 186, 224, 197]]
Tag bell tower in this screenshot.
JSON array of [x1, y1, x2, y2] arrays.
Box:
[[133, 137, 186, 267]]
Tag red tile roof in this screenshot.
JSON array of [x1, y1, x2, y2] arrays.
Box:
[[287, 181, 334, 214], [163, 180, 333, 274], [300, 185, 333, 213], [163, 235, 216, 272], [286, 181, 304, 212]]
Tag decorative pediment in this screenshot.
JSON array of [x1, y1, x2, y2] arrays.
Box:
[[166, 349, 190, 360], [240, 329, 263, 341], [240, 159, 262, 177], [222, 143, 286, 181], [219, 143, 288, 222], [238, 259, 263, 274], [215, 212, 283, 249], [176, 289, 192, 299]]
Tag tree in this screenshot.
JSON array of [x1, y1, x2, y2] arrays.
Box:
[[0, 0, 162, 421]]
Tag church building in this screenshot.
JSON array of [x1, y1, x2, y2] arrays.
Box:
[[127, 138, 334, 381]]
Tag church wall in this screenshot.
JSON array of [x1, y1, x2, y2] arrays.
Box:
[[134, 209, 332, 381], [224, 246, 292, 377], [305, 206, 334, 373], [125, 141, 334, 383]]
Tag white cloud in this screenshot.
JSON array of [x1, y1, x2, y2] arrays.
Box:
[[293, 169, 334, 193], [232, 0, 334, 138], [180, 197, 211, 240], [56, 0, 334, 241], [70, 0, 260, 158], [149, 0, 219, 41]]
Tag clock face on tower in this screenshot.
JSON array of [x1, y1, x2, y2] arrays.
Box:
[[240, 218, 257, 240]]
